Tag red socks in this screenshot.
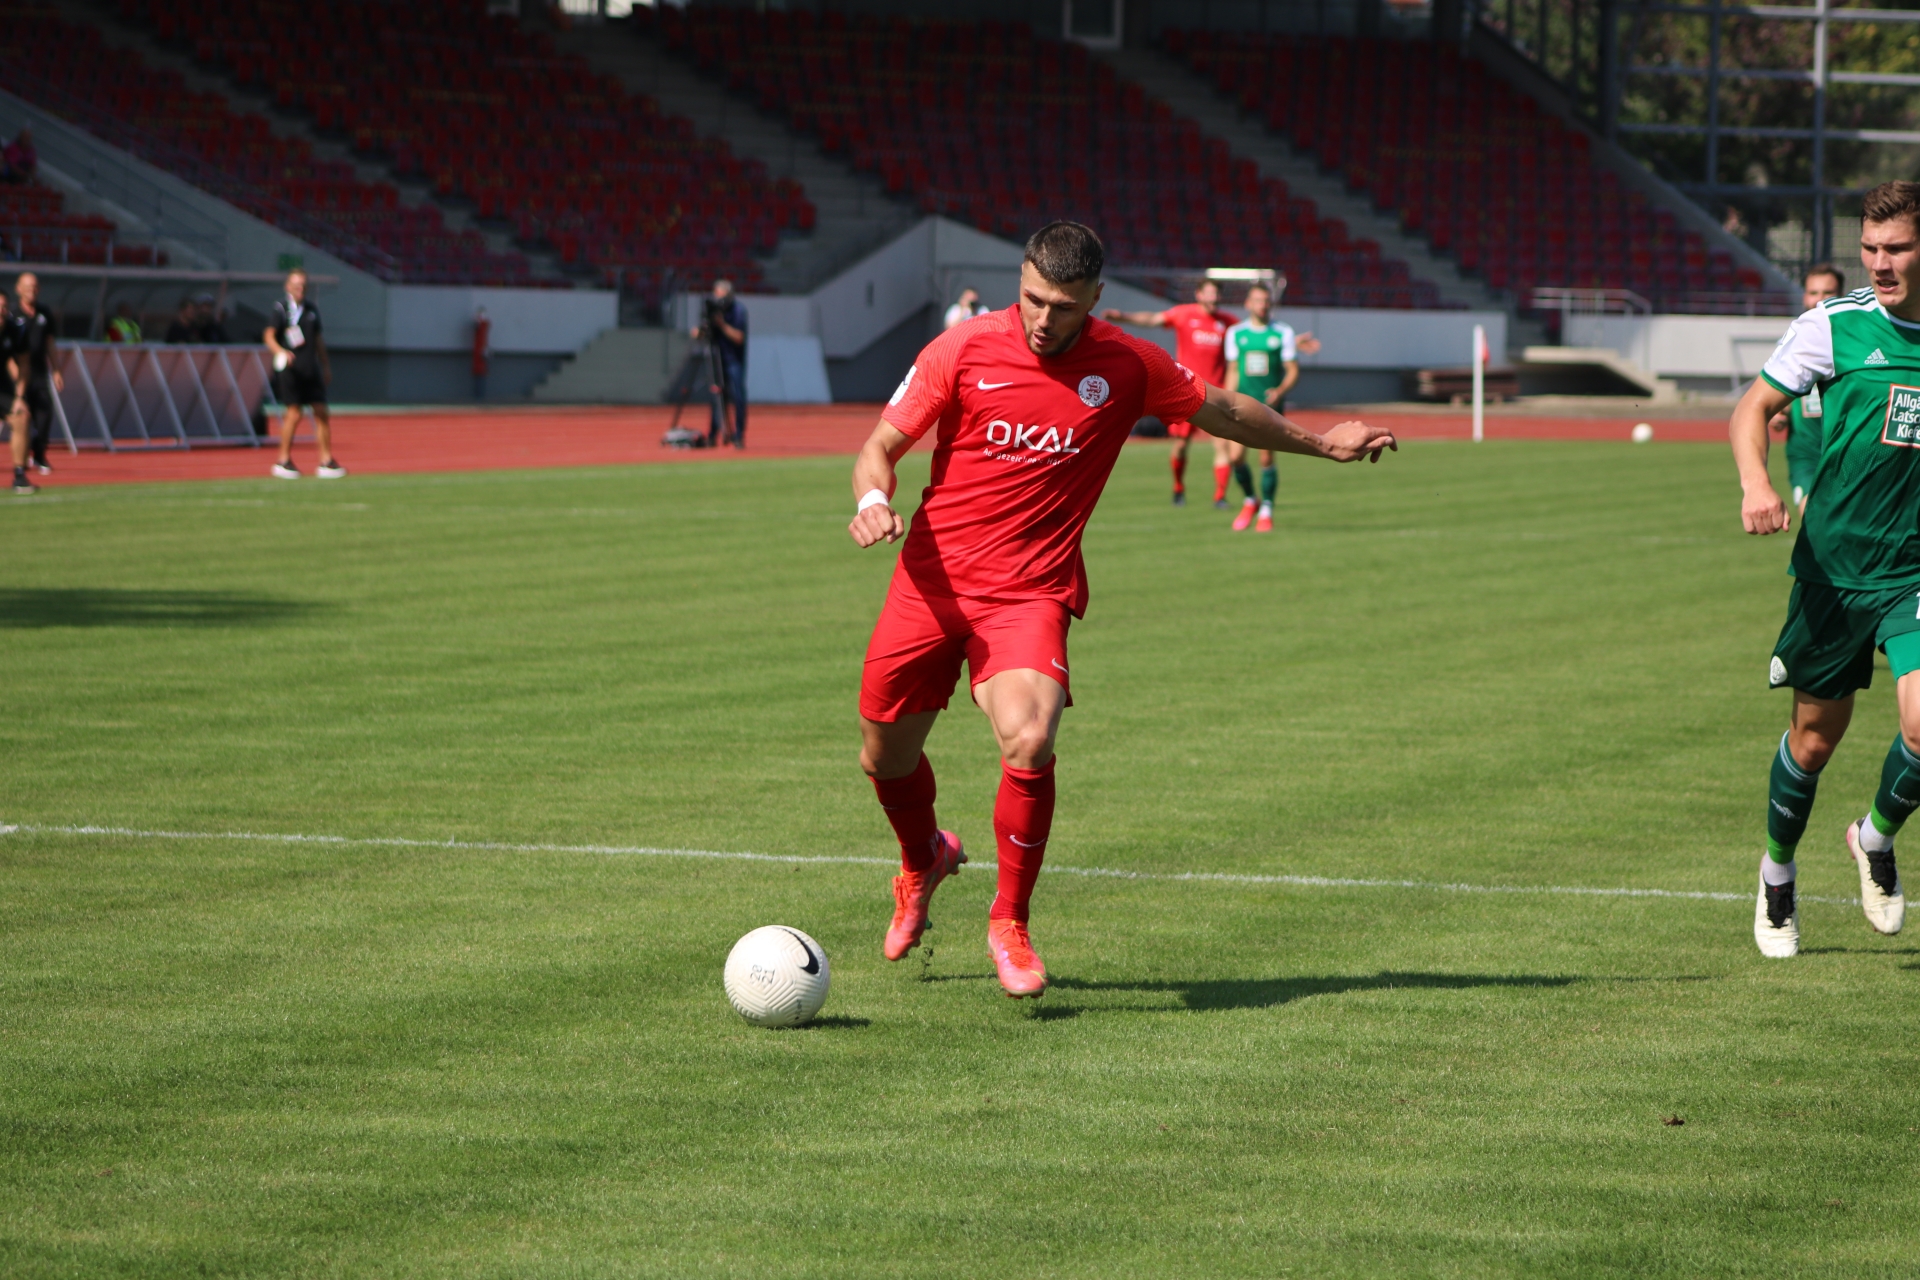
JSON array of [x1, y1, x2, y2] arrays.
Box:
[[872, 753, 939, 872], [990, 758, 1056, 923], [1169, 452, 1187, 493], [1212, 463, 1231, 503]]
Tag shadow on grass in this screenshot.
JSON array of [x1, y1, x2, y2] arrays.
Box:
[[0, 588, 320, 629], [1050, 970, 1579, 1012], [791, 1015, 872, 1031]]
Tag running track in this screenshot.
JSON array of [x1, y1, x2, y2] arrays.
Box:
[[32, 403, 1735, 488]]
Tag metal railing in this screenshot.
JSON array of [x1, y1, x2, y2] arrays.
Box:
[[52, 342, 276, 453], [1531, 284, 1796, 318]]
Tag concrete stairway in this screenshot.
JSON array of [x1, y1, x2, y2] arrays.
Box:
[[54, 0, 573, 283], [1100, 47, 1538, 342], [530, 327, 689, 403], [552, 16, 920, 297]]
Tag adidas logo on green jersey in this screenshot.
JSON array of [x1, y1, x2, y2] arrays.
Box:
[[1866, 348, 1890, 367]]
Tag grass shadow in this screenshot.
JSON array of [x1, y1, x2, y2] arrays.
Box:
[[1050, 970, 1579, 1012], [0, 588, 320, 629], [791, 1015, 871, 1031]]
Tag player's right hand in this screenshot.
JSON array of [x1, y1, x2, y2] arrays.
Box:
[[850, 503, 904, 547], [1741, 484, 1790, 535]]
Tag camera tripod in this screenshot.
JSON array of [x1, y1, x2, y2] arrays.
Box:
[[666, 331, 742, 449]]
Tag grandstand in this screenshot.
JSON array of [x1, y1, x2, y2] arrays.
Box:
[[112, 0, 811, 310], [1163, 31, 1787, 317], [0, 176, 145, 265], [654, 6, 1445, 311], [0, 2, 533, 284]]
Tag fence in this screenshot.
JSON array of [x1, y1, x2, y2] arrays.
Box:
[[52, 342, 277, 452]]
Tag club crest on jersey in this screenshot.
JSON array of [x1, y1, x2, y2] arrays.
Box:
[[984, 419, 1083, 455], [1077, 375, 1110, 407], [1880, 384, 1920, 448], [888, 365, 916, 407]]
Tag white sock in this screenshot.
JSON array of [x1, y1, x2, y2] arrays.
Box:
[[1761, 854, 1796, 886], [1858, 815, 1896, 853], [1258, 502, 1273, 518]]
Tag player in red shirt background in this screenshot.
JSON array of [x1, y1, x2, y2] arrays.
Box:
[[848, 223, 1396, 998], [1101, 280, 1236, 507]]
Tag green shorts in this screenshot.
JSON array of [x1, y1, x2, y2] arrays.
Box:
[[1771, 578, 1920, 699]]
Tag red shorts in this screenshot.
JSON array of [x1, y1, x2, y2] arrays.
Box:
[[860, 582, 1073, 722], [1166, 419, 1203, 440]]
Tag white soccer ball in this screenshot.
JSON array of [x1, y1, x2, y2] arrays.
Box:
[[1631, 423, 1654, 443], [723, 925, 831, 1027]]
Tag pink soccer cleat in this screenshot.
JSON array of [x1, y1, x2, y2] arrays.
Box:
[[988, 917, 1048, 998], [883, 830, 966, 960], [1255, 510, 1273, 533], [1231, 499, 1257, 532]]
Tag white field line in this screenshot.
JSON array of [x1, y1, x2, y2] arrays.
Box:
[[1, 822, 1863, 908]]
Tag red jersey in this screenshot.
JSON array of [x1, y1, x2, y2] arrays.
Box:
[[882, 306, 1206, 617], [1162, 303, 1233, 387]]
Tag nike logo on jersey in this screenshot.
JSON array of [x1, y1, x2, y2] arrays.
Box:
[[1050, 659, 1070, 677], [978, 379, 1014, 390], [1867, 348, 1890, 366]]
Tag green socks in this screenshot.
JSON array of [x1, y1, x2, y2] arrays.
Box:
[[1767, 731, 1821, 861], [1868, 734, 1920, 842], [1259, 466, 1277, 504], [1233, 461, 1256, 502]]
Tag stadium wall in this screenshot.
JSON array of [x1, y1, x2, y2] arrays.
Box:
[[1563, 313, 1795, 393], [668, 217, 1503, 405]]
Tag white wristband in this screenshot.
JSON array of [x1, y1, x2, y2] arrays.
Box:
[[857, 488, 891, 513]]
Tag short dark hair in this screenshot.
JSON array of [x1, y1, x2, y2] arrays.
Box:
[[1861, 181, 1920, 230], [1804, 261, 1844, 291], [1023, 221, 1104, 286]]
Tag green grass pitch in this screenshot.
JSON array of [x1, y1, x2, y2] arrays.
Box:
[[3, 440, 1917, 1277]]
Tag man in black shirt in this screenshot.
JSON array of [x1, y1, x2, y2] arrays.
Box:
[[8, 272, 60, 489], [0, 290, 27, 496], [700, 278, 747, 449], [163, 297, 196, 344], [264, 268, 343, 480]]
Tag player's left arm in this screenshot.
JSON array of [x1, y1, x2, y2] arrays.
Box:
[[1188, 383, 1394, 463], [45, 331, 59, 392], [1731, 376, 1796, 535]]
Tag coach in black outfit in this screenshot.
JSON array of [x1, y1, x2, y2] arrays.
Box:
[[265, 268, 344, 480], [8, 272, 60, 488]]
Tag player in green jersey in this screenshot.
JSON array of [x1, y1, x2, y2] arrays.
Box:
[[1768, 263, 1845, 511], [1222, 280, 1317, 533], [1733, 182, 1920, 958]]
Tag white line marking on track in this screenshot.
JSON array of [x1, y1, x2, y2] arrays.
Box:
[[2, 823, 1861, 906]]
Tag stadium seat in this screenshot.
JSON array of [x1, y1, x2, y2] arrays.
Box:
[[109, 0, 797, 303], [656, 6, 1448, 310], [1165, 30, 1792, 315]]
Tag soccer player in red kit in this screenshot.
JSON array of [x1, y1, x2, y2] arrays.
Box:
[[848, 223, 1396, 997], [1102, 280, 1237, 507]]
